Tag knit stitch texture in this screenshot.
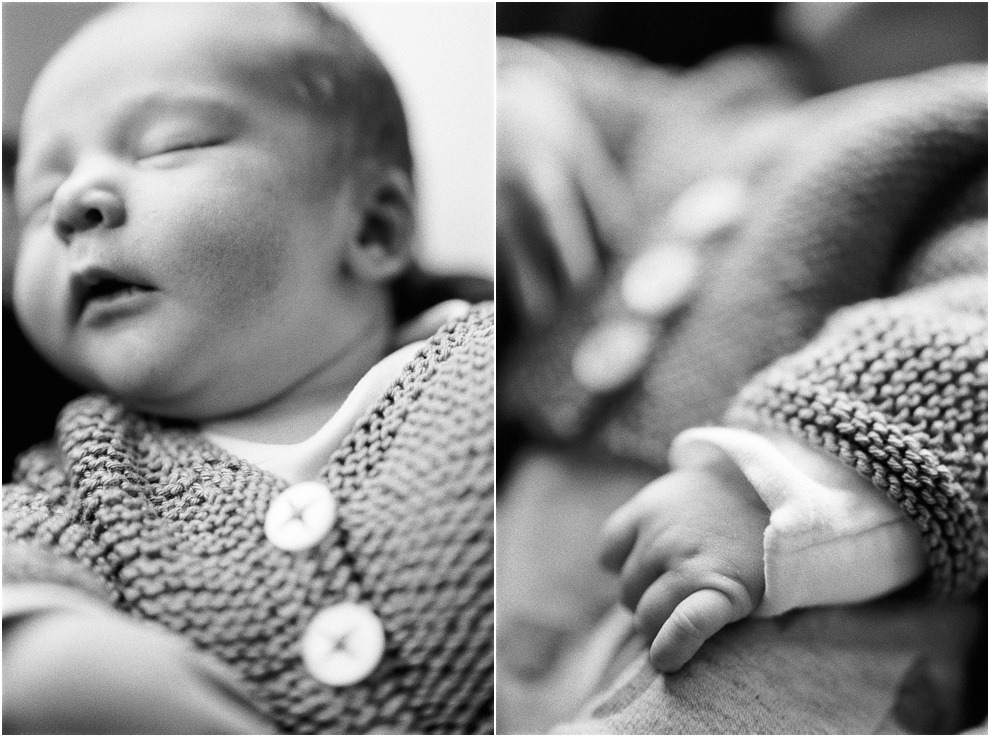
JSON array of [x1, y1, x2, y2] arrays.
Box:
[[3, 304, 495, 735]]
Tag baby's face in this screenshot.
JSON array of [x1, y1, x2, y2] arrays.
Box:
[[14, 4, 387, 419]]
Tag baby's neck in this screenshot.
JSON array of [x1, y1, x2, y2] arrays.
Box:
[[206, 326, 393, 445], [208, 387, 354, 444]]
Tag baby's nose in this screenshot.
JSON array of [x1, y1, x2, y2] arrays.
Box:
[[53, 185, 125, 243]]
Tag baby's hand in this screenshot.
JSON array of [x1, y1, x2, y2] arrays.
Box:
[[599, 467, 769, 672]]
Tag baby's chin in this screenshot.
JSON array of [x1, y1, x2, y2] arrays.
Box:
[[61, 351, 228, 422], [81, 359, 301, 425], [95, 383, 263, 424], [70, 373, 195, 421]]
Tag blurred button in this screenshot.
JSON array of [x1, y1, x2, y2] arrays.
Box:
[[303, 603, 386, 686], [667, 175, 747, 243], [621, 242, 699, 317], [264, 482, 336, 552], [572, 316, 654, 394]]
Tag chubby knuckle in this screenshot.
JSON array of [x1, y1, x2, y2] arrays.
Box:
[[708, 572, 756, 617], [667, 602, 713, 641]]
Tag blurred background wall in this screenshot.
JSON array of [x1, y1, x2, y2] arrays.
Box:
[[496, 2, 988, 92], [496, 2, 778, 67]]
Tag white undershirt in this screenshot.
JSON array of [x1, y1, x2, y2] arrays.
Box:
[[671, 427, 927, 616], [202, 299, 475, 482], [203, 340, 427, 485]]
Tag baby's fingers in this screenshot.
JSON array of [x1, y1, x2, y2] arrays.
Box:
[[598, 501, 640, 573], [649, 588, 735, 673]]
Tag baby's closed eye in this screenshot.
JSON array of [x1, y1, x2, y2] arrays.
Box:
[[136, 125, 228, 161], [128, 98, 245, 163]]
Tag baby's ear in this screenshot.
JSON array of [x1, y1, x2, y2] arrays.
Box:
[[346, 168, 415, 283]]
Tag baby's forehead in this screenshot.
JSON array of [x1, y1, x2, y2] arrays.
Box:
[[28, 3, 335, 120], [95, 2, 326, 54]]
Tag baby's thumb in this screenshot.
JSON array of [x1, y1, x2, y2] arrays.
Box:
[[650, 588, 735, 673]]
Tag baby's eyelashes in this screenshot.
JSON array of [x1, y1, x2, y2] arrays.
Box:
[[133, 119, 233, 162], [122, 93, 245, 162], [137, 136, 226, 162]]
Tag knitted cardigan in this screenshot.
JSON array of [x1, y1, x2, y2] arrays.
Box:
[[500, 57, 988, 600], [3, 304, 495, 735]]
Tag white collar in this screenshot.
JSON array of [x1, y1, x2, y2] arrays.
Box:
[[203, 340, 425, 484]]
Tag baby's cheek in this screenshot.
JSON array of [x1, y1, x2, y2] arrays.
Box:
[[154, 192, 290, 316], [14, 243, 71, 360]]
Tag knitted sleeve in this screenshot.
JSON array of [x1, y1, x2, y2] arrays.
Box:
[[726, 273, 988, 599], [3, 540, 115, 606], [3, 446, 117, 605]]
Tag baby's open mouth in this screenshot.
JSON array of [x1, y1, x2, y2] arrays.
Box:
[[86, 278, 150, 302], [73, 269, 156, 321]]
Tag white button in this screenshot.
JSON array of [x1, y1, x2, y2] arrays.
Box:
[[572, 316, 654, 394], [621, 242, 699, 317], [264, 481, 336, 552], [666, 175, 747, 244], [302, 602, 386, 686]]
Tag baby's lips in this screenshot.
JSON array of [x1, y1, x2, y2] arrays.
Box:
[[69, 263, 155, 319]]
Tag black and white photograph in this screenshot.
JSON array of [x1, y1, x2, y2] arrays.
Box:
[[1, 2, 988, 736], [495, 3, 987, 735], [2, 2, 493, 733]]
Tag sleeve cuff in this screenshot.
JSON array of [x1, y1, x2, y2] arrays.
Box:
[[3, 582, 114, 623], [670, 427, 927, 617]]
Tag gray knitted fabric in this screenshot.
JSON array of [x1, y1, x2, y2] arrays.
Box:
[[3, 304, 495, 735], [502, 64, 988, 599], [727, 275, 987, 598]]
